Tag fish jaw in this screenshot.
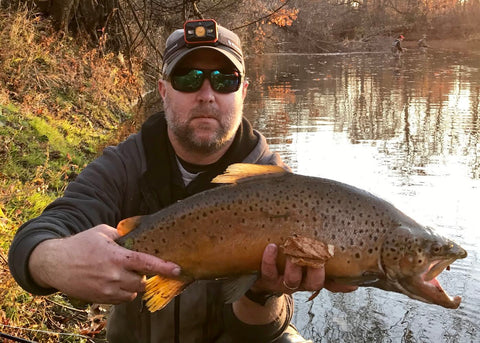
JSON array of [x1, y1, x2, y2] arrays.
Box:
[[394, 256, 464, 309], [380, 225, 467, 309]]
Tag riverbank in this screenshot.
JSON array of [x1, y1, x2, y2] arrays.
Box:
[[0, 8, 143, 341]]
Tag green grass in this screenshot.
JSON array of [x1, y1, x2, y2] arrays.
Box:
[[0, 6, 144, 341]]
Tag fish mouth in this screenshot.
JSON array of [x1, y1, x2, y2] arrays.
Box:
[[401, 256, 463, 309]]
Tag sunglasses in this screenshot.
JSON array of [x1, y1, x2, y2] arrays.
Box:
[[170, 68, 242, 93]]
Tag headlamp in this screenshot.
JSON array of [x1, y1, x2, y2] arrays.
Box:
[[184, 19, 218, 45]]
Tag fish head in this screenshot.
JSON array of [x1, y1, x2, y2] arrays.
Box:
[[380, 225, 467, 309]]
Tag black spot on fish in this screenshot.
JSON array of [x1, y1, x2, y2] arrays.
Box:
[[154, 249, 159, 254], [355, 253, 360, 259], [368, 248, 373, 254], [331, 234, 336, 239]]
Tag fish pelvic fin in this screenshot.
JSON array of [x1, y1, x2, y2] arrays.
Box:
[[222, 274, 258, 303], [212, 163, 287, 184], [117, 216, 142, 236], [143, 275, 189, 312]]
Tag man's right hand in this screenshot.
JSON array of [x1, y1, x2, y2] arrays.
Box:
[[28, 224, 181, 304]]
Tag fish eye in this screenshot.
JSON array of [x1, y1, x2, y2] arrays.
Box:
[[432, 244, 442, 254]]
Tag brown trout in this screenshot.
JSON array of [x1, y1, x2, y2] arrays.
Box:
[[116, 164, 467, 312]]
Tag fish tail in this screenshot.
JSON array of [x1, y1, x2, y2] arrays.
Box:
[[143, 275, 188, 312]]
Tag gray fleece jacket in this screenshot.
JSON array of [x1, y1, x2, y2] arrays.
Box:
[[9, 112, 292, 342]]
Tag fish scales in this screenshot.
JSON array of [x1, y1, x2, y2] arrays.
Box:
[[116, 164, 467, 311]]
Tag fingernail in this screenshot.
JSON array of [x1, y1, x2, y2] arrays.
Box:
[[172, 267, 181, 276], [267, 244, 277, 252]]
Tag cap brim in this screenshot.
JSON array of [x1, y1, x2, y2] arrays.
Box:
[[163, 46, 244, 77]]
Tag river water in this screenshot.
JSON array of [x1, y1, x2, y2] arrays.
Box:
[[243, 51, 480, 342]]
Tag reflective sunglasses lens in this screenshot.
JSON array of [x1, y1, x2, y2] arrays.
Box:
[[171, 69, 204, 92], [210, 70, 241, 93]]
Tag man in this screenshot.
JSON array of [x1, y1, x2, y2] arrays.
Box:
[[391, 34, 405, 57], [9, 20, 355, 342]]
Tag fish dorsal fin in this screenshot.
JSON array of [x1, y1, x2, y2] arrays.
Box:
[[212, 163, 287, 184], [117, 216, 142, 236]]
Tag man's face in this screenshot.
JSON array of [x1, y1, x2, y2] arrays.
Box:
[[159, 49, 248, 156]]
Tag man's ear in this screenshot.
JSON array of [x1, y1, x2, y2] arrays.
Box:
[[241, 80, 249, 100], [158, 79, 167, 99]]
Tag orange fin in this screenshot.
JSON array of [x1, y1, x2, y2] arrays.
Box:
[[117, 216, 142, 236], [143, 275, 189, 312], [212, 163, 287, 184]]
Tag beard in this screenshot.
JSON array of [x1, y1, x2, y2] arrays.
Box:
[[163, 98, 243, 155]]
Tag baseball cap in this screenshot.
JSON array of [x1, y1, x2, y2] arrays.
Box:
[[162, 20, 245, 78]]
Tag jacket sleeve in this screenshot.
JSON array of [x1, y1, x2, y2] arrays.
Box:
[[8, 134, 144, 295], [217, 295, 294, 342]]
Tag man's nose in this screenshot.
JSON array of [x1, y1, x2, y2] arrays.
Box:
[[195, 78, 215, 102]]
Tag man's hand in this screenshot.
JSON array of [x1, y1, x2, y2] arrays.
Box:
[[252, 243, 358, 294], [28, 225, 181, 304], [233, 243, 357, 325]]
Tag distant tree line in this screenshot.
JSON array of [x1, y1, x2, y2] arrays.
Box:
[[2, 0, 479, 78]]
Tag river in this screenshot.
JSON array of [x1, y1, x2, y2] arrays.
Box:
[[243, 50, 480, 342]]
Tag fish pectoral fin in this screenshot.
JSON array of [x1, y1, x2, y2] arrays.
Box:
[[222, 274, 258, 303], [212, 163, 287, 184], [281, 235, 335, 268], [117, 216, 142, 236], [143, 275, 189, 312]]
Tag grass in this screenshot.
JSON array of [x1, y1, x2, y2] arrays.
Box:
[[0, 6, 144, 342]]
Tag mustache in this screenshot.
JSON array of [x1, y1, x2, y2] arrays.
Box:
[[189, 105, 221, 119]]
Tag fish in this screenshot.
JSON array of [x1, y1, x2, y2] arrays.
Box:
[[116, 163, 467, 312]]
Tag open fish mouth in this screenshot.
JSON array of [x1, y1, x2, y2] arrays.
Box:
[[404, 257, 463, 309]]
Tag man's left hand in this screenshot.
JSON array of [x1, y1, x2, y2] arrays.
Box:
[[251, 243, 358, 294]]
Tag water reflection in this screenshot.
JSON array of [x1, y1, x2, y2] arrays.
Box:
[[244, 51, 480, 342]]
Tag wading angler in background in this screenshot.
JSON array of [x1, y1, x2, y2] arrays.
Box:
[[8, 19, 356, 342], [392, 34, 405, 57]]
